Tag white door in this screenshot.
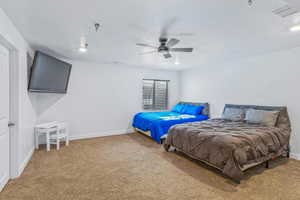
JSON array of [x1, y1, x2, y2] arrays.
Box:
[[0, 44, 10, 192]]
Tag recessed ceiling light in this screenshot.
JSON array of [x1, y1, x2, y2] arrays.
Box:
[[78, 47, 88, 53], [175, 61, 180, 65], [79, 37, 88, 53], [290, 25, 300, 32]]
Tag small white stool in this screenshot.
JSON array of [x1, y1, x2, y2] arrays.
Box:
[[49, 122, 69, 150], [35, 122, 69, 151]]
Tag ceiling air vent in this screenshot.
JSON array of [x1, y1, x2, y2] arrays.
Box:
[[272, 5, 299, 17]]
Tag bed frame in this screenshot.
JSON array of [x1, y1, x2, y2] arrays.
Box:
[[135, 102, 210, 143], [134, 127, 151, 137], [164, 145, 290, 184], [164, 104, 291, 184]]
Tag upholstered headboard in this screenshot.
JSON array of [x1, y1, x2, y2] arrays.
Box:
[[223, 104, 291, 130], [178, 102, 210, 117]]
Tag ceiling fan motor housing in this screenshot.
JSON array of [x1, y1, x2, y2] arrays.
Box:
[[158, 46, 169, 53], [159, 38, 168, 44], [158, 38, 169, 53]]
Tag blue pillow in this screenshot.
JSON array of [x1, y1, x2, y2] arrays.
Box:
[[181, 104, 192, 114], [182, 105, 205, 115], [171, 104, 184, 113]]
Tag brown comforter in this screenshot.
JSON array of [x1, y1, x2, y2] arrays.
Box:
[[164, 119, 291, 180]]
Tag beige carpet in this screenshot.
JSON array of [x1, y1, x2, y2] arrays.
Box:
[[1, 133, 300, 200]]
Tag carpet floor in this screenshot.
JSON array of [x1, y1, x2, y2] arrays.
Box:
[[1, 133, 300, 200]]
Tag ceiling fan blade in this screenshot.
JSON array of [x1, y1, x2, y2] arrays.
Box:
[[160, 17, 177, 38], [136, 43, 157, 49], [139, 50, 157, 55], [167, 38, 180, 47], [163, 53, 172, 59], [170, 48, 193, 52]]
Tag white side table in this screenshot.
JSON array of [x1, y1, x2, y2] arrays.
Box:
[[35, 122, 58, 152]]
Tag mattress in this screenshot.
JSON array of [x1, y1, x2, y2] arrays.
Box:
[[132, 111, 209, 143]]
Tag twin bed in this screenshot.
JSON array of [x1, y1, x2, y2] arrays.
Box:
[[132, 102, 209, 143], [132, 103, 291, 183]]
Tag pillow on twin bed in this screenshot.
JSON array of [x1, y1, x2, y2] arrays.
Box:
[[172, 104, 205, 115], [181, 105, 205, 115], [172, 104, 184, 113], [245, 109, 280, 127], [222, 108, 245, 121]]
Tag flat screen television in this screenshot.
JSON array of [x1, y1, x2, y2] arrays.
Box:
[[28, 51, 72, 93]]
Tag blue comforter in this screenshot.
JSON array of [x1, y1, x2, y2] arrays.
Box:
[[132, 112, 209, 143]]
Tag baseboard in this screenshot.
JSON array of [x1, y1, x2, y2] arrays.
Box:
[[18, 147, 35, 177], [291, 153, 300, 160], [69, 129, 134, 141], [0, 174, 9, 192]]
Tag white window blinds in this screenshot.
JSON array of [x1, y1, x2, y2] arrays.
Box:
[[143, 79, 169, 110]]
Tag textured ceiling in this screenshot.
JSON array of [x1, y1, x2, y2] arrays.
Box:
[[1, 0, 300, 70]]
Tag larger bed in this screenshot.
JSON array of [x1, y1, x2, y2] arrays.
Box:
[[164, 104, 291, 182]]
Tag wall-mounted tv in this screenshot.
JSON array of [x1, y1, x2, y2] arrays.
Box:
[[28, 51, 72, 94]]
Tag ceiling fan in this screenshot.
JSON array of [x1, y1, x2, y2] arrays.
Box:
[[136, 38, 193, 59]]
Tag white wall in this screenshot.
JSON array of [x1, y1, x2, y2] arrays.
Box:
[[1, 6, 179, 175], [34, 61, 180, 140], [0, 8, 36, 176], [180, 47, 300, 159]]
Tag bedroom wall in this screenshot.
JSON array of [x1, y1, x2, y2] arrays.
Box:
[[34, 61, 180, 140], [0, 8, 36, 176], [179, 47, 300, 159]]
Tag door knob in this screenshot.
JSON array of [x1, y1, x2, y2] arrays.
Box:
[[8, 122, 15, 127]]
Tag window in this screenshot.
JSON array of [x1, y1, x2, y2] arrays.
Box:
[[143, 79, 169, 110]]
